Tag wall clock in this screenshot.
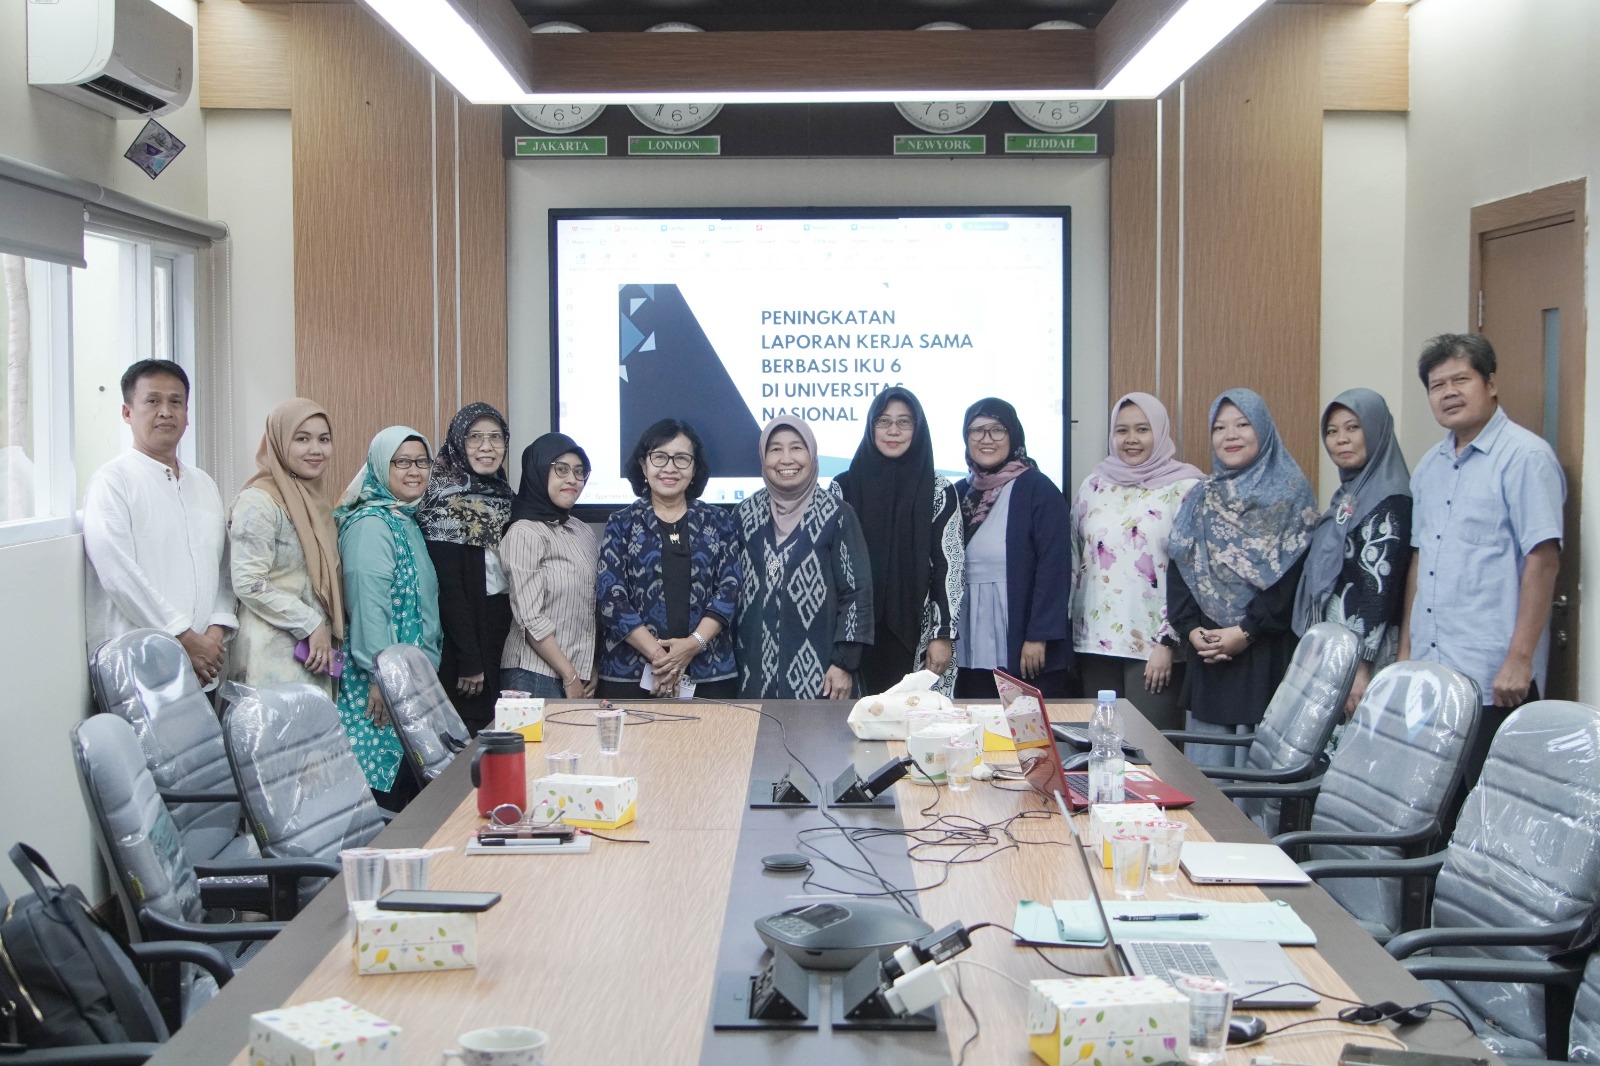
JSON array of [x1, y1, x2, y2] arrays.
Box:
[[511, 23, 606, 134], [894, 23, 992, 134], [1008, 22, 1106, 134], [628, 23, 724, 134]]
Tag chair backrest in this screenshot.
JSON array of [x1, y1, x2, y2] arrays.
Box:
[[71, 714, 205, 940], [375, 643, 469, 783], [1236, 622, 1361, 832], [1433, 700, 1600, 1054], [1307, 661, 1481, 936], [89, 629, 241, 863], [221, 683, 385, 860], [1571, 951, 1600, 1062]]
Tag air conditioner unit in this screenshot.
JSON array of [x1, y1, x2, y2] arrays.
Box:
[[27, 0, 193, 119]]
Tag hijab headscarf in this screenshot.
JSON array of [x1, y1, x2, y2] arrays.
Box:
[[335, 426, 432, 529], [510, 433, 590, 526], [1168, 389, 1318, 627], [759, 417, 819, 546], [415, 403, 514, 548], [960, 397, 1035, 538], [239, 398, 345, 639], [1093, 391, 1206, 489], [839, 387, 935, 651], [1291, 388, 1412, 635]]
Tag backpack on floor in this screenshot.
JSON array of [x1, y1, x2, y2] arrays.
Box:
[[0, 842, 167, 1049]]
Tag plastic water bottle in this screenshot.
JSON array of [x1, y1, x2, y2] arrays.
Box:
[[1088, 690, 1126, 803]]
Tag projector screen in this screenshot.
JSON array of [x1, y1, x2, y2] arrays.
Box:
[[549, 207, 1070, 511]]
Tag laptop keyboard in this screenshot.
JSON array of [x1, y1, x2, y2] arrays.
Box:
[[1129, 941, 1228, 982]]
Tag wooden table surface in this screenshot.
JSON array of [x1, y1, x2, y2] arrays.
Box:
[[144, 699, 1493, 1066]]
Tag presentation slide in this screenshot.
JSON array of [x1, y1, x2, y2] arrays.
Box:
[[550, 209, 1069, 509]]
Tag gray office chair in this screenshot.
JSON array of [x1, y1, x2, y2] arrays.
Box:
[[1306, 700, 1600, 1059], [1232, 661, 1481, 938], [375, 643, 469, 785], [89, 629, 255, 870], [221, 682, 386, 862], [1168, 621, 1361, 833]]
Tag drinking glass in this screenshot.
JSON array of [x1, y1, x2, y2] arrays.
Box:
[[1173, 973, 1233, 1066], [594, 708, 624, 755], [1110, 833, 1151, 899]]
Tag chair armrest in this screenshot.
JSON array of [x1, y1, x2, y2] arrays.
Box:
[[1274, 822, 1439, 851], [1386, 915, 1589, 960], [1299, 851, 1446, 881], [141, 910, 286, 946], [1400, 957, 1587, 986], [194, 857, 339, 881], [0, 1046, 163, 1065], [128, 939, 236, 986], [1161, 730, 1257, 747], [1199, 761, 1317, 784], [158, 788, 239, 804], [379, 810, 396, 824], [1221, 776, 1324, 802]]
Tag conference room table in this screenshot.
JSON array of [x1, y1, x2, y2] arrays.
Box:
[[147, 698, 1496, 1066]]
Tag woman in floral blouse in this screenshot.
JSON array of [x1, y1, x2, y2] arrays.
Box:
[[1071, 392, 1204, 729], [1292, 388, 1412, 715]]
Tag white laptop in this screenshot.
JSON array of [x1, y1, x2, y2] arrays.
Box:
[[1179, 842, 1312, 885]]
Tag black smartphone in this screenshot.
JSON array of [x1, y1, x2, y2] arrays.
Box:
[[1339, 1045, 1489, 1066], [376, 890, 502, 913]]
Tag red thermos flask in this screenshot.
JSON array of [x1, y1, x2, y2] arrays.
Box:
[[470, 730, 527, 817]]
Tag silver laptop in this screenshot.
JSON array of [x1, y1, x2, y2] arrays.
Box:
[[1050, 791, 1320, 1009], [1179, 842, 1313, 886]]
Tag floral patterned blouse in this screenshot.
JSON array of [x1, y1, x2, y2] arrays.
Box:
[[1070, 474, 1199, 660]]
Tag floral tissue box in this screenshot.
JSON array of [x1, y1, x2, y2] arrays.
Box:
[[530, 773, 638, 828], [351, 901, 477, 976], [1027, 976, 1189, 1066], [248, 996, 402, 1065], [494, 696, 544, 742], [965, 704, 1018, 751]]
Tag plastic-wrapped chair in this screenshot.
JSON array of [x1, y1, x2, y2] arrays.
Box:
[[1165, 621, 1361, 833], [88, 630, 254, 870], [1228, 661, 1481, 938], [71, 715, 335, 1033], [1304, 700, 1600, 1059], [221, 682, 386, 862], [375, 643, 469, 785]]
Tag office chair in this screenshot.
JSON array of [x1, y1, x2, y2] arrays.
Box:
[[1304, 700, 1600, 1058], [1166, 621, 1361, 833], [221, 682, 386, 863], [374, 643, 469, 785]]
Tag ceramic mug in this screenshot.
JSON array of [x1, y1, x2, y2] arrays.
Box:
[[441, 1026, 549, 1066]]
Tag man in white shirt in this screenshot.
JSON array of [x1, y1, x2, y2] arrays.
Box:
[[83, 360, 237, 687]]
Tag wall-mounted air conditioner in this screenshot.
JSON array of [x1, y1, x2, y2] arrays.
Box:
[[27, 0, 193, 119]]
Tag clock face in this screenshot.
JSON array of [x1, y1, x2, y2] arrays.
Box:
[[894, 24, 990, 134], [628, 23, 723, 134], [1009, 22, 1105, 134], [514, 24, 604, 134]]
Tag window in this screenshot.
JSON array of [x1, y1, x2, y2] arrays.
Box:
[[0, 232, 197, 546]]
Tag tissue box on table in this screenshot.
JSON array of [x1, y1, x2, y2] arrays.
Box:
[[1027, 976, 1189, 1066], [494, 696, 544, 742], [351, 901, 477, 975], [1088, 803, 1165, 867], [530, 774, 638, 828], [248, 996, 402, 1065], [965, 704, 1017, 751]]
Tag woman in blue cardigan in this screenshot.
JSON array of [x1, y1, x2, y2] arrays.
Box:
[[953, 398, 1073, 699]]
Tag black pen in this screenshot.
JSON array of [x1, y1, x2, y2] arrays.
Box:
[[1113, 912, 1207, 922], [477, 836, 567, 847]]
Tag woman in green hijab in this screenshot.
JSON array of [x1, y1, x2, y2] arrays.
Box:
[[334, 426, 443, 810]]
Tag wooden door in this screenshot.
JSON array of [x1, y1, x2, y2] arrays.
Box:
[[1471, 181, 1586, 699]]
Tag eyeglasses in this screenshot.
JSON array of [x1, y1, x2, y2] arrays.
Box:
[[967, 424, 1009, 442], [466, 431, 506, 446], [874, 416, 916, 433], [550, 462, 589, 482], [647, 451, 695, 471], [390, 457, 433, 470]]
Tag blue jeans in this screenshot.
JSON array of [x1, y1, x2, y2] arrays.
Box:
[[501, 668, 565, 699], [1183, 713, 1251, 769]]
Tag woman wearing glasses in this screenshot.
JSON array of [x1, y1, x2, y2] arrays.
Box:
[[597, 419, 742, 699], [954, 398, 1073, 699], [417, 403, 515, 733], [500, 433, 599, 700], [335, 426, 442, 810], [833, 387, 963, 696]]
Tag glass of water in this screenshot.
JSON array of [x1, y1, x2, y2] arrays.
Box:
[[1110, 833, 1151, 899], [594, 708, 624, 755], [944, 739, 978, 792], [1173, 973, 1234, 1065], [1146, 820, 1187, 882]]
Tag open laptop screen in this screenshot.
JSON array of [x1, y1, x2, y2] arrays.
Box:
[[994, 669, 1070, 801]]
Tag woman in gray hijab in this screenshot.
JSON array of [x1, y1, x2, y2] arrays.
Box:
[[1292, 388, 1413, 715]]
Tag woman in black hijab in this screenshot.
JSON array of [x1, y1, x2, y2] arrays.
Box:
[[497, 433, 600, 704], [833, 387, 964, 695]]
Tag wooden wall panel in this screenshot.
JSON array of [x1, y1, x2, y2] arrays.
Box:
[[456, 101, 509, 419], [198, 0, 291, 109], [1180, 4, 1323, 476], [1322, 2, 1409, 112], [292, 4, 436, 479], [1109, 100, 1158, 405]]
